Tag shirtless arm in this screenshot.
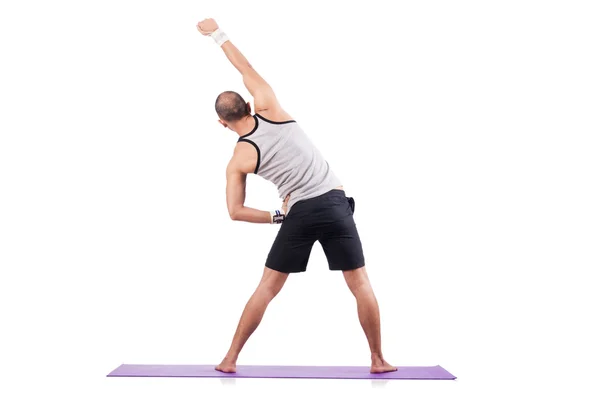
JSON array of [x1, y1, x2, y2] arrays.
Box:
[[226, 144, 271, 223], [197, 18, 293, 121], [226, 143, 290, 223]]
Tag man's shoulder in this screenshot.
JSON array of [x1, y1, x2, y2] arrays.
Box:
[[254, 109, 295, 124], [229, 141, 258, 174]]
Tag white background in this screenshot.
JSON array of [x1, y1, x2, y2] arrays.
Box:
[[1, 0, 599, 396]]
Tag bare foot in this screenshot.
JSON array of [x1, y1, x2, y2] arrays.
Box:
[[371, 357, 397, 373], [215, 359, 237, 373]]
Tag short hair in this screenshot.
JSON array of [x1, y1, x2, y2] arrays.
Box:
[[215, 91, 249, 122]]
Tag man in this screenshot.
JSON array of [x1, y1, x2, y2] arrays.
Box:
[[197, 18, 396, 374]]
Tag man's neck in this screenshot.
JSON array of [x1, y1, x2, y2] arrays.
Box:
[[233, 115, 256, 137]]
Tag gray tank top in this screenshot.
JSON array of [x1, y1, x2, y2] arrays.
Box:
[[238, 113, 342, 211]]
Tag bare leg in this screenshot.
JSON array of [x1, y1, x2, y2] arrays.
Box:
[[216, 267, 288, 373], [343, 266, 396, 373]]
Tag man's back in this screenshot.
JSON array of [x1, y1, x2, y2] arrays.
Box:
[[240, 113, 341, 211]]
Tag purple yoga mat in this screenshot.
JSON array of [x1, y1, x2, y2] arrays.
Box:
[[107, 364, 456, 380]]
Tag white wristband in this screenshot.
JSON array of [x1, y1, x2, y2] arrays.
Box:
[[211, 28, 229, 46], [270, 210, 285, 224]]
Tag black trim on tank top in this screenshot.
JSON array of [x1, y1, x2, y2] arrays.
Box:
[[255, 113, 296, 124], [237, 138, 261, 174], [239, 115, 259, 139]]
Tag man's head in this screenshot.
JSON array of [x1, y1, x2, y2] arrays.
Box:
[[215, 91, 251, 129]]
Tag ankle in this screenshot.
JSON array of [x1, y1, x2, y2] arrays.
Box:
[[371, 352, 384, 362], [224, 352, 239, 362]]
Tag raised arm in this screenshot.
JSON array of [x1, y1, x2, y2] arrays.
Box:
[[197, 18, 291, 118], [221, 41, 274, 113]]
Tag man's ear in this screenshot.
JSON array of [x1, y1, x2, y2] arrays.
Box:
[[246, 102, 252, 114], [218, 120, 227, 128]]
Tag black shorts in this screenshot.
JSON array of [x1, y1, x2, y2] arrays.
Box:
[[265, 189, 365, 273]]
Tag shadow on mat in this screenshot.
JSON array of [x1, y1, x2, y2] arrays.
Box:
[[219, 378, 237, 386], [371, 379, 389, 388]]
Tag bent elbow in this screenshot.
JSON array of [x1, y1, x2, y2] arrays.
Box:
[[229, 207, 242, 221]]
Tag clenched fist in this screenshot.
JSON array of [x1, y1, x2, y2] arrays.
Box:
[[197, 18, 219, 35]]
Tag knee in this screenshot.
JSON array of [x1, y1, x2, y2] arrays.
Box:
[[344, 267, 370, 295], [258, 268, 288, 299], [262, 285, 280, 300], [258, 280, 285, 301]]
